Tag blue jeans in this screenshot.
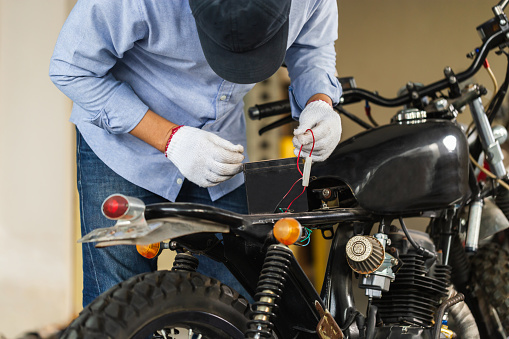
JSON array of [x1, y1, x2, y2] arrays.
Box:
[[76, 130, 250, 307]]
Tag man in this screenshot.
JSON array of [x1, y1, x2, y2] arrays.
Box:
[[49, 0, 342, 307]]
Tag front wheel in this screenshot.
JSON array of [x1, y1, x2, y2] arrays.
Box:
[[470, 242, 509, 337], [61, 270, 251, 339]]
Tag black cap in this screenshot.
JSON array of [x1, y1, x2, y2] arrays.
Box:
[[189, 0, 291, 84]]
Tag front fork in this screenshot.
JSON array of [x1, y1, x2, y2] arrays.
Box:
[[469, 89, 506, 178], [466, 86, 508, 251]]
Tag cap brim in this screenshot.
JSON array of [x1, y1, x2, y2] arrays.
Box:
[[196, 19, 288, 84]]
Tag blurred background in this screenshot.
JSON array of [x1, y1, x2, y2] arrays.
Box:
[[0, 0, 505, 337]]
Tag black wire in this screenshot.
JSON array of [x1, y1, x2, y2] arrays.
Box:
[[398, 217, 437, 260], [292, 326, 316, 334], [366, 303, 377, 339], [366, 112, 379, 127], [365, 100, 379, 127], [334, 106, 373, 130], [188, 237, 223, 256], [341, 310, 361, 332], [273, 197, 288, 213], [273, 177, 302, 213]]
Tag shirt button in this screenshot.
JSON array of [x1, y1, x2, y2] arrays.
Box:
[[220, 95, 227, 101], [176, 178, 183, 185]]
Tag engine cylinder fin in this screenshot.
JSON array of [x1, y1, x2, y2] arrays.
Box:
[[373, 254, 451, 328]]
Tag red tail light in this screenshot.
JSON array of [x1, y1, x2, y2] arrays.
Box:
[[101, 194, 145, 220], [102, 195, 129, 219]]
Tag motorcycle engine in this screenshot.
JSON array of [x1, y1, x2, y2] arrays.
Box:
[[349, 227, 451, 336]]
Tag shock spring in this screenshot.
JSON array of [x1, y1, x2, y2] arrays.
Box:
[[245, 244, 293, 338], [171, 252, 199, 272]]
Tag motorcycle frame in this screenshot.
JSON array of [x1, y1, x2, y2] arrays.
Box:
[[146, 203, 380, 336]]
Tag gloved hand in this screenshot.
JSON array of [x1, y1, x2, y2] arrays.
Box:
[[165, 126, 244, 187], [293, 100, 342, 162]]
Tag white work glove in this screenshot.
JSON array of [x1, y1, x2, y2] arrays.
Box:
[[165, 126, 244, 188], [293, 100, 342, 162]]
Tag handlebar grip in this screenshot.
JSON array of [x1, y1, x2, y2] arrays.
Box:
[[248, 99, 291, 120]]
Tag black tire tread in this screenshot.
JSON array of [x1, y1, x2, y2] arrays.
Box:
[[471, 242, 509, 333], [60, 270, 250, 339]]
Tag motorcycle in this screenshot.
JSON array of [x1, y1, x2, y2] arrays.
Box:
[[61, 1, 509, 338]]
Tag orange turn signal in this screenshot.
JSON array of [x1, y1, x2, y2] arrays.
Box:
[[273, 218, 302, 245], [136, 242, 161, 259]]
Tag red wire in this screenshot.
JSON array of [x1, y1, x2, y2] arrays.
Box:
[[287, 186, 307, 211], [287, 129, 315, 212], [296, 129, 315, 176], [307, 129, 315, 155], [297, 146, 304, 176], [279, 177, 302, 206]]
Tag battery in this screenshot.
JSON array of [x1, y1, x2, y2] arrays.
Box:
[[243, 157, 308, 214]]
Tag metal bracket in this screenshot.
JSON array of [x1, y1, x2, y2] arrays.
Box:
[[315, 301, 343, 339], [79, 216, 229, 247]]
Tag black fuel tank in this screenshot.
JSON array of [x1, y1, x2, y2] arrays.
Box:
[[311, 120, 470, 214]]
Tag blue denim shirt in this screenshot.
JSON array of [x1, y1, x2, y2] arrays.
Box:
[[49, 0, 341, 202]]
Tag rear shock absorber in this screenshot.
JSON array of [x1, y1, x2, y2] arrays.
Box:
[[245, 244, 293, 338], [171, 252, 199, 272]]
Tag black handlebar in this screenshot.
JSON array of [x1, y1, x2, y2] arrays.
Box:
[[247, 13, 509, 120], [341, 24, 508, 107], [248, 99, 292, 120]]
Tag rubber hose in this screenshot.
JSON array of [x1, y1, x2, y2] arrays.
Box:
[[365, 305, 377, 339]]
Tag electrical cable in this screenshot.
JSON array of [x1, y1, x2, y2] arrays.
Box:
[[296, 129, 315, 176], [487, 52, 509, 124], [274, 129, 315, 213], [335, 106, 373, 130], [286, 186, 307, 211], [288, 129, 314, 210], [484, 59, 499, 111], [366, 302, 377, 339], [398, 217, 437, 260], [273, 177, 302, 213], [297, 227, 312, 246], [365, 100, 379, 127], [341, 310, 361, 332], [469, 153, 509, 190], [301, 227, 312, 242]]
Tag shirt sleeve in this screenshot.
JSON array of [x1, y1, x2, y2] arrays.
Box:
[[49, 0, 149, 134], [285, 0, 342, 118]]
